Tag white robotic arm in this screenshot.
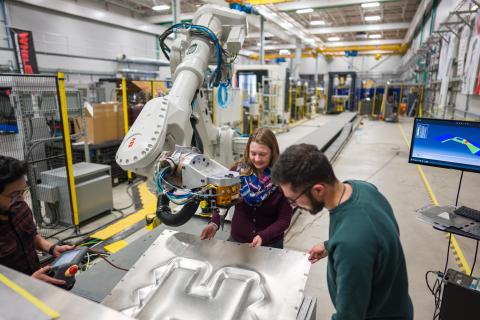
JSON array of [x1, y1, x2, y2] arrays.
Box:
[[115, 5, 248, 226]]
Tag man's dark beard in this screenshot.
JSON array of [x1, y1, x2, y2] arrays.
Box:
[[304, 192, 324, 215], [0, 199, 23, 216]]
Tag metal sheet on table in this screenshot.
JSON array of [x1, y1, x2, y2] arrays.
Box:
[[102, 230, 311, 320]]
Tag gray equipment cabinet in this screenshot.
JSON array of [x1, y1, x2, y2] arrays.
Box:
[[36, 162, 113, 225]]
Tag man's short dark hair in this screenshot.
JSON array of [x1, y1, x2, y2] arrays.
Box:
[[0, 156, 27, 194], [272, 144, 337, 191]]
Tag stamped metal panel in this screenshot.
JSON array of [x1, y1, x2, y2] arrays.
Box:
[[103, 230, 311, 320]]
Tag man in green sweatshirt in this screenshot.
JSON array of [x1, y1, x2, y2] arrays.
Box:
[[272, 144, 413, 320]]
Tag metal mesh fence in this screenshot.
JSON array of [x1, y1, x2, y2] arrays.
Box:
[[0, 74, 86, 239]]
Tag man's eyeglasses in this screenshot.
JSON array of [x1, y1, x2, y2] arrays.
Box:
[[286, 184, 315, 208], [0, 187, 30, 201]]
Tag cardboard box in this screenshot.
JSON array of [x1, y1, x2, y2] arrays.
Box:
[[76, 102, 125, 144]]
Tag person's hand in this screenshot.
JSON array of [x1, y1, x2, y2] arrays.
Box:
[[200, 223, 217, 240], [31, 266, 65, 285], [52, 244, 75, 258], [308, 242, 328, 264], [249, 235, 263, 248]]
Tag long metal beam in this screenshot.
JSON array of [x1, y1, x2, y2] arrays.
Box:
[[320, 43, 407, 53], [246, 39, 404, 51], [326, 39, 404, 47], [403, 0, 433, 45], [246, 43, 297, 51], [309, 22, 410, 34], [274, 0, 396, 11]]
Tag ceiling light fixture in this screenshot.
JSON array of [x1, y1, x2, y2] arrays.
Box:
[[369, 34, 382, 39], [311, 20, 326, 26], [280, 22, 294, 29], [279, 49, 290, 55], [296, 8, 314, 14], [364, 15, 381, 21], [94, 11, 105, 18], [361, 2, 380, 8], [328, 36, 340, 41], [152, 4, 170, 11]]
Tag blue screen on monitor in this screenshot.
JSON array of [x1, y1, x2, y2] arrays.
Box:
[[409, 118, 480, 173]]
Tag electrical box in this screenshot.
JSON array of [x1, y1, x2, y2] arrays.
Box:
[[440, 268, 480, 320]]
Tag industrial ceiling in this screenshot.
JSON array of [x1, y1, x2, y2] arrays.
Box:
[[91, 0, 422, 56]]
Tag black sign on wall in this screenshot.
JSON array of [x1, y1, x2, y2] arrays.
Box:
[[10, 28, 39, 74]]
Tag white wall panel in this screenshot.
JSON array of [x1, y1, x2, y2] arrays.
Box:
[[7, 1, 158, 60]]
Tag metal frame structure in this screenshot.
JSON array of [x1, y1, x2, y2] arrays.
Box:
[[0, 73, 83, 237], [399, 0, 480, 120]]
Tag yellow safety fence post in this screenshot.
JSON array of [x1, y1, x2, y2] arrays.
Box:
[[418, 85, 424, 117], [295, 81, 300, 121], [288, 81, 293, 123], [249, 109, 253, 135], [150, 80, 155, 100], [303, 82, 307, 119], [122, 77, 133, 183], [380, 85, 388, 119], [372, 86, 377, 116], [257, 82, 262, 128], [398, 85, 403, 115], [56, 72, 80, 232]]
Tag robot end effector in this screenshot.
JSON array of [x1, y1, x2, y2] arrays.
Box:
[[153, 146, 241, 227]]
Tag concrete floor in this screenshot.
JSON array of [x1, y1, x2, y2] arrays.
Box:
[[72, 114, 480, 319]]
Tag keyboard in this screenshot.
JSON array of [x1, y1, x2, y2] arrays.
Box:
[[454, 206, 480, 222]]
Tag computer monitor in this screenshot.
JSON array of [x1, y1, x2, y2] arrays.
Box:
[[409, 118, 480, 173]]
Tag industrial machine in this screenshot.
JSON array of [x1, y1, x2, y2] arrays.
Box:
[[116, 5, 248, 226], [234, 64, 289, 130], [327, 71, 356, 113]]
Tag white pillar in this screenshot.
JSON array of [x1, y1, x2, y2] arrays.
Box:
[[172, 0, 181, 25], [260, 16, 265, 65], [294, 38, 302, 79]]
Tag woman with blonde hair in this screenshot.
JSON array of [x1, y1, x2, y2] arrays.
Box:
[[200, 128, 293, 248]]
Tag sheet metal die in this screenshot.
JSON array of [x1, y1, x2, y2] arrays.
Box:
[[103, 230, 311, 320]]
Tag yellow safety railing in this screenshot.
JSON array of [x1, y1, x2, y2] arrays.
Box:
[[418, 86, 424, 117], [288, 82, 293, 123], [398, 85, 403, 113], [56, 72, 80, 231], [150, 80, 155, 99], [121, 77, 132, 183]]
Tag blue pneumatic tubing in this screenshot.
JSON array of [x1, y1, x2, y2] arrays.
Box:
[[217, 82, 229, 109]]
